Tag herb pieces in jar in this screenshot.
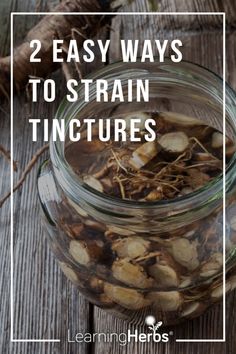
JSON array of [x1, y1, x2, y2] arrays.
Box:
[[65, 111, 235, 201]]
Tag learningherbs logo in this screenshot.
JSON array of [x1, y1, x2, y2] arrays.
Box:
[[68, 316, 173, 346]]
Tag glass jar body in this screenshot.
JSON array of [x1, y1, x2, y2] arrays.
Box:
[[38, 159, 236, 325], [37, 61, 236, 325]]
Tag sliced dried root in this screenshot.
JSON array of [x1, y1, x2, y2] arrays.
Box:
[[83, 219, 106, 232], [200, 253, 223, 278], [229, 275, 236, 291], [129, 141, 159, 170], [179, 276, 192, 289], [194, 152, 212, 161], [89, 276, 104, 293], [147, 291, 183, 311], [179, 187, 194, 196], [145, 187, 163, 201], [180, 302, 204, 318], [211, 132, 229, 148], [185, 168, 211, 189], [211, 282, 231, 300], [112, 237, 150, 259], [59, 261, 79, 284], [67, 197, 88, 217], [226, 144, 236, 156], [112, 259, 154, 288], [69, 240, 102, 266], [72, 139, 106, 153], [98, 293, 115, 307], [158, 132, 189, 154], [104, 283, 151, 310], [65, 223, 84, 238], [106, 225, 136, 237], [124, 111, 150, 130], [169, 238, 199, 271], [160, 112, 203, 126], [83, 175, 103, 193], [148, 263, 179, 288], [230, 215, 236, 231]]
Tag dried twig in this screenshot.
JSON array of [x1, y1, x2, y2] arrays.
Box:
[[0, 144, 17, 171], [0, 144, 49, 208]]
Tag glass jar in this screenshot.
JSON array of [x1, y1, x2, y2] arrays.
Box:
[[37, 60, 236, 325]]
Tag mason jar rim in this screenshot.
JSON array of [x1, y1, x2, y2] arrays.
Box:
[[50, 59, 236, 214]]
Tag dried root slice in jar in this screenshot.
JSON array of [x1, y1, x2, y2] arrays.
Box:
[[83, 176, 104, 193], [179, 187, 194, 196], [180, 302, 204, 318], [147, 291, 183, 311], [74, 139, 106, 153], [64, 223, 84, 239], [112, 259, 154, 288], [129, 141, 159, 170], [200, 253, 223, 278], [83, 219, 106, 232], [145, 187, 163, 201], [69, 240, 101, 266], [67, 198, 88, 217], [124, 112, 150, 130], [89, 276, 104, 293], [211, 282, 231, 300], [211, 132, 229, 148], [179, 276, 192, 289], [148, 262, 179, 288], [158, 131, 189, 154], [193, 152, 216, 162], [98, 293, 115, 307], [226, 143, 236, 156], [228, 275, 236, 291], [230, 215, 236, 232], [160, 112, 203, 127], [106, 225, 136, 237], [59, 261, 79, 284], [104, 283, 151, 310], [169, 238, 199, 271], [112, 237, 150, 259], [186, 169, 211, 189]]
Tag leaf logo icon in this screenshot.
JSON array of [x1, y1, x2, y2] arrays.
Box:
[[145, 316, 163, 333], [154, 321, 163, 331]]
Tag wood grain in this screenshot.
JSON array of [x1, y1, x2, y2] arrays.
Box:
[[0, 0, 236, 354]]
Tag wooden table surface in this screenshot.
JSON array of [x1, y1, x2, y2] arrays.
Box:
[[1, 0, 236, 353]]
